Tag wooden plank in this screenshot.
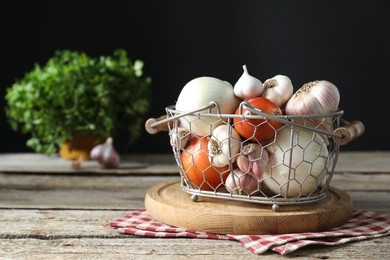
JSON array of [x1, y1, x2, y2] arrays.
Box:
[[0, 210, 123, 239], [0, 209, 389, 259], [0, 174, 178, 210], [0, 151, 389, 175], [2, 172, 388, 191], [336, 151, 390, 173], [1, 233, 389, 259], [0, 173, 388, 210], [0, 153, 178, 175]]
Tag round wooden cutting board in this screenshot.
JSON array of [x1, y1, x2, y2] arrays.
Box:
[[145, 180, 353, 235]]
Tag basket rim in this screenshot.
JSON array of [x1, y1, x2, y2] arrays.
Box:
[[165, 104, 344, 120], [165, 102, 344, 139]]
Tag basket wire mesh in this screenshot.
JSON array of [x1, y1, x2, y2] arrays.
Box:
[[163, 101, 345, 210]]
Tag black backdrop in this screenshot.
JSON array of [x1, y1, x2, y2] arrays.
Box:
[[1, 0, 389, 154]]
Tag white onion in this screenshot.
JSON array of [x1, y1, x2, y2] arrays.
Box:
[[175, 77, 240, 136], [264, 127, 329, 197]]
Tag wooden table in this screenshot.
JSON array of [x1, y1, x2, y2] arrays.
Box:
[[0, 152, 389, 259]]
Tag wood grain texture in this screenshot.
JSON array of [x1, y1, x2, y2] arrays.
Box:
[[0, 152, 389, 258], [2, 237, 389, 259], [145, 180, 352, 235]]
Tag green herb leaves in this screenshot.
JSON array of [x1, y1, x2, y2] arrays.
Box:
[[5, 49, 151, 155]]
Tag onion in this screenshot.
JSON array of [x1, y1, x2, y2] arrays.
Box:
[[175, 77, 240, 136], [264, 127, 329, 197]]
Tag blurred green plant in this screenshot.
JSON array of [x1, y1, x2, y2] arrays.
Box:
[[5, 49, 151, 155]]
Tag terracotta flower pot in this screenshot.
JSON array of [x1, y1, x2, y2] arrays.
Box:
[[59, 134, 103, 161]]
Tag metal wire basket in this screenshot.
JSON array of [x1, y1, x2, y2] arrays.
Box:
[[145, 100, 364, 211]]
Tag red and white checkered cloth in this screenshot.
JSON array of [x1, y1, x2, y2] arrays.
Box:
[[110, 209, 390, 255]]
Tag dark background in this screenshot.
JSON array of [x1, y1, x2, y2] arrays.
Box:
[[1, 0, 389, 154]]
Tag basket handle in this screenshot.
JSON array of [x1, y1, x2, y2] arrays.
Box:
[[333, 120, 365, 145], [145, 115, 172, 135]]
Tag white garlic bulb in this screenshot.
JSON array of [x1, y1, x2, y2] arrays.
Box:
[[233, 65, 264, 99], [285, 80, 340, 135], [262, 75, 293, 107], [285, 80, 340, 115]]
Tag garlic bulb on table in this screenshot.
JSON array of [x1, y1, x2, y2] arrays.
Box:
[[262, 75, 293, 107], [90, 137, 120, 168], [233, 65, 264, 99]]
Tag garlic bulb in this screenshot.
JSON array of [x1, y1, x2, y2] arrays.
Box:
[[90, 137, 120, 168], [236, 143, 268, 179], [262, 75, 293, 107], [208, 124, 241, 167], [285, 80, 340, 115], [285, 80, 340, 134], [233, 65, 264, 99], [264, 127, 329, 197], [225, 168, 260, 195]]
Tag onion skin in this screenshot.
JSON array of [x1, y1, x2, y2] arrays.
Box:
[[234, 97, 283, 142], [181, 137, 229, 191], [176, 77, 240, 136], [225, 168, 260, 195], [264, 127, 329, 197]]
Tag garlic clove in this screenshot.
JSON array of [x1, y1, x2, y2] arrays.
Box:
[[234, 65, 264, 99], [262, 75, 293, 107]]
